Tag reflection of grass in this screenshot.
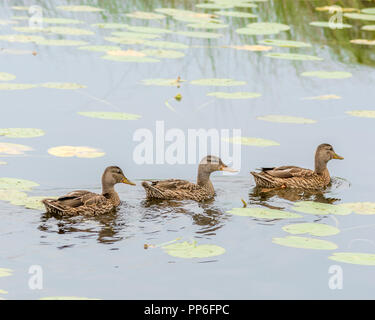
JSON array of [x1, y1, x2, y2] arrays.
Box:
[[1, 0, 374, 67]]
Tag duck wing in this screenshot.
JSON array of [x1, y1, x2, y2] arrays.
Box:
[[151, 179, 200, 191], [262, 166, 315, 178], [52, 190, 106, 208]]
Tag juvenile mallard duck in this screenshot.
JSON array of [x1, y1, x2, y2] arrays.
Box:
[[42, 166, 135, 216], [142, 155, 237, 201], [251, 144, 344, 189]]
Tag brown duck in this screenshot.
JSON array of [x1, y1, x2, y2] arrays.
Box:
[[142, 155, 237, 201], [42, 166, 135, 216], [251, 144, 344, 189]]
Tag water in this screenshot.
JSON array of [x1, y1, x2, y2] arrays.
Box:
[[1, 0, 375, 299]]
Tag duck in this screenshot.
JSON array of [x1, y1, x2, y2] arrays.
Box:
[[250, 143, 344, 189], [141, 155, 237, 201], [42, 166, 135, 216]]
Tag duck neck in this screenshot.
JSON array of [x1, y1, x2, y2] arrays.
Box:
[[102, 184, 120, 204], [197, 167, 214, 193], [314, 157, 328, 175]]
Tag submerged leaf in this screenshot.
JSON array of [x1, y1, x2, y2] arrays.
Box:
[[228, 207, 302, 219], [282, 223, 339, 236], [162, 241, 225, 259], [222, 136, 279, 147], [78, 112, 141, 120], [293, 201, 352, 216], [329, 252, 375, 266], [272, 236, 338, 250], [48, 146, 105, 158], [257, 115, 316, 124]]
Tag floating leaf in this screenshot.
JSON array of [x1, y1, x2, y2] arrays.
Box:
[[196, 3, 234, 9], [143, 40, 189, 50], [187, 22, 229, 29], [257, 115, 316, 124], [78, 112, 141, 120], [346, 110, 375, 118], [41, 83, 86, 90], [362, 8, 375, 14], [42, 18, 84, 25], [57, 5, 104, 12], [222, 136, 279, 147], [293, 201, 352, 216], [265, 53, 323, 61], [215, 11, 257, 18], [0, 34, 44, 43], [0, 289, 8, 294], [258, 39, 311, 48], [141, 78, 185, 86], [191, 78, 246, 86], [0, 73, 16, 81], [301, 71, 352, 79], [78, 45, 121, 52], [0, 162, 6, 165], [272, 236, 338, 250], [107, 50, 146, 57], [362, 25, 375, 31], [226, 44, 272, 51], [344, 13, 375, 21], [92, 23, 128, 29], [350, 39, 375, 45], [316, 6, 358, 13], [0, 83, 37, 90], [339, 202, 375, 215], [124, 25, 172, 34], [104, 37, 145, 45], [282, 223, 339, 236], [45, 26, 94, 36], [162, 241, 225, 259], [0, 143, 32, 155], [302, 94, 341, 100], [0, 19, 18, 25], [48, 146, 105, 158], [102, 55, 159, 63], [0, 190, 27, 202], [228, 207, 302, 219], [111, 31, 160, 39], [207, 91, 261, 99], [329, 252, 375, 266], [126, 11, 165, 20], [0, 268, 13, 277], [36, 39, 88, 46], [0, 128, 45, 138], [236, 22, 290, 35], [175, 31, 222, 39], [309, 21, 352, 29], [0, 178, 39, 191], [140, 49, 185, 59], [0, 48, 34, 55]]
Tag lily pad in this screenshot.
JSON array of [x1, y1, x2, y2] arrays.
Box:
[[293, 201, 352, 216], [214, 11, 257, 18], [106, 50, 146, 57], [0, 73, 16, 81], [92, 23, 128, 29], [350, 39, 375, 45], [162, 240, 225, 259], [57, 5, 104, 12], [126, 11, 165, 20], [45, 26, 94, 36], [0, 20, 18, 25], [329, 252, 375, 266], [346, 110, 375, 118], [143, 40, 189, 50], [0, 34, 44, 43], [265, 53, 323, 61], [0, 142, 33, 155], [0, 83, 37, 90], [258, 39, 311, 48], [111, 31, 160, 39], [227, 44, 272, 51], [0, 190, 28, 202], [78, 45, 122, 52], [228, 207, 302, 219], [302, 94, 341, 100], [236, 22, 290, 35], [104, 37, 145, 45], [272, 236, 338, 250], [10, 196, 50, 211], [0, 162, 6, 165], [124, 25, 173, 34], [102, 55, 159, 63], [141, 49, 185, 59], [362, 25, 375, 31], [344, 13, 375, 21], [187, 22, 229, 29], [0, 178, 39, 191], [196, 3, 234, 9], [0, 268, 13, 277], [282, 223, 340, 236], [222, 136, 279, 147], [257, 115, 316, 124], [175, 31, 222, 39], [41, 83, 86, 90], [141, 78, 185, 86], [362, 8, 375, 14], [0, 128, 45, 138], [36, 39, 88, 46], [42, 18, 84, 25], [207, 91, 261, 99], [48, 146, 105, 158], [301, 71, 352, 79], [78, 112, 141, 120], [191, 78, 246, 86], [339, 202, 375, 215], [309, 21, 352, 29]]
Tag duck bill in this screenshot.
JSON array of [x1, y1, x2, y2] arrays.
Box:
[[122, 177, 136, 186], [333, 153, 344, 160], [220, 165, 238, 173]]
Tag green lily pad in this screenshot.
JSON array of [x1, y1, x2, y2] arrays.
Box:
[[0, 142, 33, 155], [215, 11, 257, 18], [57, 5, 104, 12], [0, 34, 45, 43], [309, 21, 352, 29], [42, 18, 84, 25], [302, 94, 341, 100], [0, 190, 28, 202], [36, 39, 88, 46], [78, 45, 121, 52], [222, 136, 280, 147], [265, 53, 323, 61], [228, 207, 302, 219], [126, 11, 165, 20], [0, 83, 37, 90], [346, 110, 375, 118], [257, 115, 316, 124], [0, 178, 39, 191], [339, 202, 375, 215], [0, 289, 8, 294], [78, 112, 141, 120], [344, 13, 375, 21], [0, 269, 13, 277], [141, 49, 185, 59], [45, 27, 94, 36], [143, 40, 189, 50], [141, 78, 185, 86], [0, 128, 45, 138], [102, 55, 159, 63], [48, 146, 105, 158], [236, 22, 290, 35], [175, 31, 222, 39], [207, 91, 261, 99], [41, 83, 86, 90], [162, 240, 225, 259], [301, 71, 352, 79], [258, 39, 311, 48], [10, 196, 45, 211], [282, 223, 340, 236], [124, 25, 173, 34], [273, 236, 338, 250], [104, 37, 145, 45], [235, 3, 258, 8], [191, 78, 246, 86], [187, 22, 229, 29], [92, 23, 128, 29], [293, 201, 352, 216], [111, 31, 160, 39], [196, 3, 234, 9], [329, 252, 375, 266], [0, 73, 16, 81]]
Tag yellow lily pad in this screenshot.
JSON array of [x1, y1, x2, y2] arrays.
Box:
[[78, 112, 141, 120], [346, 110, 375, 118], [57, 5, 104, 12], [0, 142, 33, 155], [41, 83, 86, 90], [222, 136, 280, 147], [257, 115, 316, 124], [48, 146, 105, 158], [0, 73, 16, 81]]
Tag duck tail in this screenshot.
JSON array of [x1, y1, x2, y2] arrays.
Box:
[[250, 171, 275, 188], [42, 199, 64, 215], [141, 181, 165, 199]]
